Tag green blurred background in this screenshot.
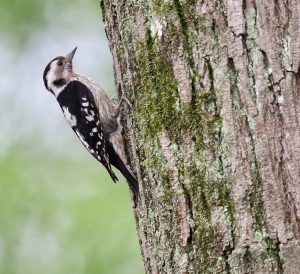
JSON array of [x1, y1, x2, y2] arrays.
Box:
[[0, 0, 143, 273]]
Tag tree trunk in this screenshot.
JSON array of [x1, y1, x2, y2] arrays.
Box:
[[100, 1, 300, 273]]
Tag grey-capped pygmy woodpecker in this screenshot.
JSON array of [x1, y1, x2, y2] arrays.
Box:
[[43, 47, 139, 204]]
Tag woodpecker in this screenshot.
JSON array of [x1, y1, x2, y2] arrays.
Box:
[[43, 47, 139, 204]]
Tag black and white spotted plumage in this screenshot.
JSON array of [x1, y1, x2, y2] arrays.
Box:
[[57, 80, 118, 182], [43, 47, 139, 204]]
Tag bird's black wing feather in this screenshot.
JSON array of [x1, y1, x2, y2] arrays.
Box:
[[57, 80, 118, 182], [57, 80, 139, 203]]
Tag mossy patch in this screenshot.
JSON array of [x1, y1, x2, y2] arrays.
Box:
[[134, 28, 178, 140]]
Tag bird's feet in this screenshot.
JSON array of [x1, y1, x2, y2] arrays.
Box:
[[114, 85, 132, 116]]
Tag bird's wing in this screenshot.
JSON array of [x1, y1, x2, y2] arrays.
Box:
[[73, 74, 120, 133], [56, 80, 118, 182]]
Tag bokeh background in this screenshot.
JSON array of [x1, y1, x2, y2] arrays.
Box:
[[0, 0, 143, 273]]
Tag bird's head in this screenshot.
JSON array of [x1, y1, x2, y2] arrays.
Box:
[[43, 47, 77, 95]]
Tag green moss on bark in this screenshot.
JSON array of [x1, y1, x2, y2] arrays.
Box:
[[131, 18, 235, 271], [134, 29, 178, 139]]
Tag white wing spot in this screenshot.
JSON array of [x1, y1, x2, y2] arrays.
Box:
[[83, 108, 95, 117], [62, 107, 77, 127], [92, 128, 97, 132], [75, 130, 90, 149], [82, 102, 89, 107], [75, 131, 96, 156], [86, 116, 94, 122]]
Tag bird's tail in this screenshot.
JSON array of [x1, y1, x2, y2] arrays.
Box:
[[107, 141, 139, 206], [106, 165, 119, 183], [118, 160, 139, 206]]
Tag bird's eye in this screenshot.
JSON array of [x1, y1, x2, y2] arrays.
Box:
[[57, 60, 63, 66]]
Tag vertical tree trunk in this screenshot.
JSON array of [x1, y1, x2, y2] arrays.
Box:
[[100, 1, 300, 273]]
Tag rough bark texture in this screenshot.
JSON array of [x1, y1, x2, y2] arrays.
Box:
[[100, 1, 300, 273]]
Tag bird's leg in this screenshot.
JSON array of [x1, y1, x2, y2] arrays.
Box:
[[114, 84, 132, 116], [110, 96, 118, 103]]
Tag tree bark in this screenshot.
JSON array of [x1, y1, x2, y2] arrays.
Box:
[[100, 1, 300, 273]]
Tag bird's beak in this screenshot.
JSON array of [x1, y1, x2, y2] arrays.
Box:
[[65, 46, 77, 63]]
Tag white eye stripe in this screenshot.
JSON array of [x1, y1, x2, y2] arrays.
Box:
[[46, 62, 67, 97]]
